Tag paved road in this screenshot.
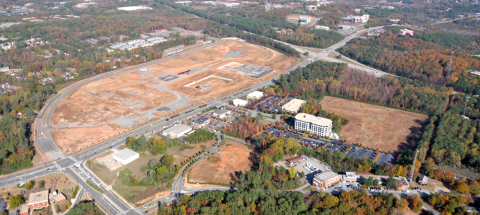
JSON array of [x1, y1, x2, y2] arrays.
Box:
[[1, 26, 400, 214], [36, 38, 224, 160]]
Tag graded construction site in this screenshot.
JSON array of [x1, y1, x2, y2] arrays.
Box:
[[50, 39, 298, 154]]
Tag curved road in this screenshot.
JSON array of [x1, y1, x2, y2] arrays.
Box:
[[2, 26, 398, 215]]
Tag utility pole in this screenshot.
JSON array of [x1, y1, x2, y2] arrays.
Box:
[[446, 51, 454, 77], [409, 149, 419, 183]]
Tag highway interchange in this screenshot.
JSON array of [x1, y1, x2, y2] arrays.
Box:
[[1, 27, 403, 215]]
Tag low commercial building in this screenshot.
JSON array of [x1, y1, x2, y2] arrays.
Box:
[[418, 175, 436, 185], [212, 109, 231, 119], [232, 99, 248, 107], [247, 91, 264, 100], [163, 45, 185, 56], [28, 190, 49, 209], [191, 116, 210, 128], [162, 124, 192, 138], [282, 99, 306, 113], [339, 25, 356, 31], [286, 156, 305, 166], [295, 113, 332, 137], [400, 29, 414, 36], [113, 148, 139, 165], [313, 171, 340, 188], [315, 25, 330, 31], [343, 172, 359, 182], [395, 177, 410, 191], [341, 14, 369, 23]]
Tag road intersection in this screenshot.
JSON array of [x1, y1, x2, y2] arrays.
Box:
[[1, 27, 397, 214]]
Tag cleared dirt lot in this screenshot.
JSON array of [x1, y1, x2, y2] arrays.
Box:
[[50, 39, 298, 154], [320, 96, 428, 153], [51, 124, 123, 153], [188, 140, 253, 184]]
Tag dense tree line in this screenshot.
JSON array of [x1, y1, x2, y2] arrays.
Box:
[[158, 186, 424, 214], [203, 21, 300, 57], [184, 129, 215, 144], [339, 28, 480, 94], [223, 116, 265, 139], [0, 77, 56, 174], [277, 61, 449, 115], [426, 193, 470, 214], [429, 111, 480, 172]]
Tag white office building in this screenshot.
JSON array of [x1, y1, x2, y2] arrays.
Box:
[[162, 124, 192, 138], [295, 113, 332, 137], [232, 99, 248, 107], [247, 91, 264, 100], [113, 148, 139, 165]]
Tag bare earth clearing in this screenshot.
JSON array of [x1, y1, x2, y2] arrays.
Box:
[[50, 39, 298, 154], [188, 140, 253, 184], [320, 96, 427, 153]]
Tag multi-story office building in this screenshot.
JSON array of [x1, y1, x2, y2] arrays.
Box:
[[294, 113, 332, 137]]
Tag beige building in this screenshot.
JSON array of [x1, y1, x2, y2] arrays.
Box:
[[282, 99, 306, 113], [295, 113, 332, 137], [28, 190, 49, 209]]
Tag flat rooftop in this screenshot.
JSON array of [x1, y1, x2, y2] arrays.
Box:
[[28, 190, 49, 204], [113, 148, 139, 160], [282, 99, 306, 112], [314, 171, 339, 182], [163, 124, 192, 135], [295, 113, 332, 126]]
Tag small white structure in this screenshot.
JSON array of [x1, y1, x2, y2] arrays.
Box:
[[162, 124, 192, 138], [354, 8, 361, 13], [113, 148, 139, 165], [233, 99, 248, 107], [117, 6, 153, 11], [400, 29, 414, 36], [315, 25, 330, 31], [247, 91, 264, 100]]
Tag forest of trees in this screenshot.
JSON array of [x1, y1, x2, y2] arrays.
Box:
[[158, 187, 424, 214], [277, 61, 449, 115], [184, 129, 215, 144], [223, 116, 265, 139], [339, 27, 480, 94], [0, 77, 56, 174], [160, 0, 345, 49], [202, 21, 300, 57]]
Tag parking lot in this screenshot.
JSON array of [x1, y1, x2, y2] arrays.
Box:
[[325, 180, 362, 194], [278, 155, 329, 185], [266, 128, 396, 165]]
